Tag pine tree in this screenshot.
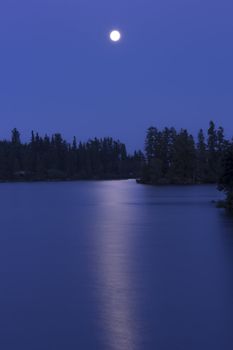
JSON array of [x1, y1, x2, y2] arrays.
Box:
[[145, 127, 158, 163], [169, 129, 196, 184], [11, 128, 21, 145], [196, 129, 207, 182], [207, 121, 218, 182]]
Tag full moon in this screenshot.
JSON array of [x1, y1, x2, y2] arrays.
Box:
[[110, 30, 121, 42]]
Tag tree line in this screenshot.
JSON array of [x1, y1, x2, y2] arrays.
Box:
[[0, 129, 144, 181], [1, 122, 233, 211]]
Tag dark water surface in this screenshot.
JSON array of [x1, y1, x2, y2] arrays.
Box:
[[0, 180, 233, 350]]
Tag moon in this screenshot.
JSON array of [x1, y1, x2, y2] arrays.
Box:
[[110, 30, 121, 42]]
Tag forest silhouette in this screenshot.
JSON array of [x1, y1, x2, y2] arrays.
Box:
[[0, 121, 232, 208]]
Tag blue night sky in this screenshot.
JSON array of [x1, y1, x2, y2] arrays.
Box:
[[0, 0, 233, 151]]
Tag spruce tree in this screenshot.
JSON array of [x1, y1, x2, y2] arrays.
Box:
[[196, 129, 207, 182], [207, 121, 218, 182]]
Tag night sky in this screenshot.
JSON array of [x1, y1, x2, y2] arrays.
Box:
[[0, 0, 233, 151]]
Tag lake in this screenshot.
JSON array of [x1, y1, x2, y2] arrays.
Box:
[[0, 180, 233, 350]]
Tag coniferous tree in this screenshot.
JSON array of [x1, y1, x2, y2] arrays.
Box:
[[216, 126, 228, 179], [196, 129, 207, 183], [145, 127, 158, 162], [169, 129, 196, 184], [11, 128, 21, 145], [207, 121, 218, 182]]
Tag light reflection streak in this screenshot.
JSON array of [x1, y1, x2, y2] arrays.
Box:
[[93, 182, 140, 350]]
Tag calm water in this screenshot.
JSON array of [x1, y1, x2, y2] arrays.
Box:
[[0, 180, 233, 350]]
